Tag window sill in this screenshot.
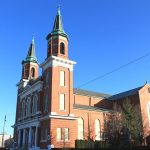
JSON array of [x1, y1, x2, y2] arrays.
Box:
[[57, 140, 70, 142], [36, 111, 42, 115], [59, 109, 67, 112], [59, 85, 67, 88]]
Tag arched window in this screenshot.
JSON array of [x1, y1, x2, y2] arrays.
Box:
[[46, 72, 49, 85], [22, 100, 26, 118], [44, 94, 48, 112], [48, 44, 51, 56], [60, 42, 65, 54], [26, 97, 31, 117], [32, 97, 35, 114], [21, 101, 23, 118], [32, 94, 38, 114], [31, 68, 35, 78], [31, 128, 35, 146], [95, 119, 101, 140], [78, 118, 84, 139], [60, 71, 65, 86], [35, 94, 38, 112], [147, 101, 150, 125]]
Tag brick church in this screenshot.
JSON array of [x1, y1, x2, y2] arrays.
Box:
[[13, 8, 150, 149]]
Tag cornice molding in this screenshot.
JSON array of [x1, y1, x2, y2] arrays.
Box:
[[16, 79, 29, 89], [14, 118, 40, 130], [48, 113, 77, 120], [19, 81, 43, 100], [40, 56, 76, 72]]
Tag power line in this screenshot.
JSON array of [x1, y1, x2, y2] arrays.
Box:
[[49, 51, 150, 103], [19, 51, 150, 114], [77, 51, 150, 88], [16, 50, 150, 126]]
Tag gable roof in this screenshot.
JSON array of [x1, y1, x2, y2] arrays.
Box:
[[73, 88, 111, 98], [108, 86, 143, 101]]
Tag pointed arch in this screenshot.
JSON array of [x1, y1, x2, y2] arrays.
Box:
[[95, 119, 101, 140], [26, 97, 31, 116], [60, 42, 65, 54], [31, 67, 35, 78], [78, 118, 84, 140], [32, 94, 38, 114], [44, 93, 49, 112], [48, 43, 51, 57], [22, 100, 26, 118], [147, 101, 150, 125]]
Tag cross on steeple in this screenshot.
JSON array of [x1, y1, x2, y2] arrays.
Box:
[[32, 34, 34, 43], [57, 5, 61, 15]]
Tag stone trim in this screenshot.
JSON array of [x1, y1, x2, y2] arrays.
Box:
[[16, 79, 29, 89], [40, 56, 76, 72], [19, 81, 43, 99], [48, 114, 78, 120], [14, 118, 41, 129]]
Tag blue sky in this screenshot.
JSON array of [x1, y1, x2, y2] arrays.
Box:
[[1, 0, 150, 135]]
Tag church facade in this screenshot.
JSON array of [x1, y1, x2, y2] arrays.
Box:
[[13, 9, 110, 149], [13, 8, 150, 149]]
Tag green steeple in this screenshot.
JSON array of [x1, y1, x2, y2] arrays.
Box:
[[46, 6, 68, 40], [22, 36, 38, 64]]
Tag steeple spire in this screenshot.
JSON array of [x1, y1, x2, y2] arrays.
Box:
[[24, 36, 37, 63], [46, 6, 68, 40], [21, 36, 39, 80]]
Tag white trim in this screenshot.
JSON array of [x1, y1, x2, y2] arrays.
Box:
[[69, 114, 75, 117], [36, 111, 42, 115], [48, 114, 78, 120], [15, 118, 40, 129], [19, 81, 43, 99], [51, 112, 57, 115], [41, 113, 79, 121], [50, 145, 54, 148], [34, 113, 78, 122], [16, 79, 29, 89], [40, 56, 76, 72]]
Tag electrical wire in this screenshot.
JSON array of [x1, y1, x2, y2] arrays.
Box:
[[77, 51, 150, 88]]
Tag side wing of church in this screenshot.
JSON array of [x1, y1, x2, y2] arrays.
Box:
[[13, 8, 150, 149]]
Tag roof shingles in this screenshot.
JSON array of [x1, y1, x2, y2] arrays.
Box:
[[73, 88, 111, 98], [108, 86, 142, 101]]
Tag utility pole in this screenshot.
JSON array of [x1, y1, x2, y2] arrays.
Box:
[[2, 115, 6, 147]]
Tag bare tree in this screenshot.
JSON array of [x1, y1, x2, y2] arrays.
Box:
[[105, 99, 146, 148]]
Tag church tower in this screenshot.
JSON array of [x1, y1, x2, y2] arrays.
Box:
[[40, 7, 76, 116], [46, 7, 69, 59], [22, 37, 38, 80]]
